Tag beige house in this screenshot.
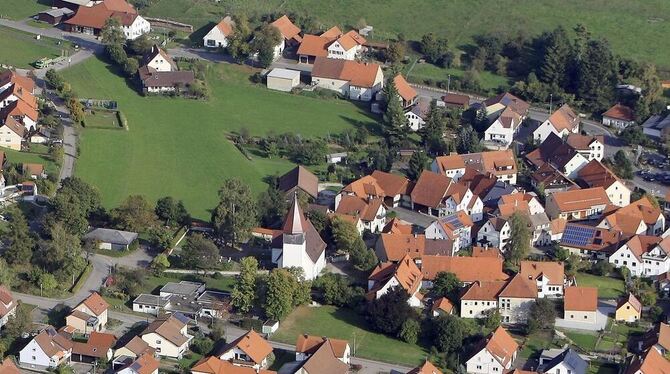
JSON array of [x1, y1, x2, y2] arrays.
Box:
[[564, 287, 598, 324], [65, 292, 109, 334], [498, 274, 538, 324], [113, 336, 155, 359], [0, 116, 25, 150], [217, 330, 273, 370], [310, 57, 384, 101], [141, 314, 192, 359], [0, 286, 16, 329]]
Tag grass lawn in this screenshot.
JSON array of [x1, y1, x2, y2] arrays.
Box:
[[575, 272, 625, 299], [25, 19, 56, 29], [2, 147, 58, 175], [61, 57, 375, 219], [0, 0, 49, 20], [273, 305, 427, 366], [562, 330, 598, 351], [589, 362, 620, 374], [516, 330, 557, 360], [139, 0, 670, 68], [84, 110, 123, 129], [0, 26, 72, 68], [405, 60, 511, 92]]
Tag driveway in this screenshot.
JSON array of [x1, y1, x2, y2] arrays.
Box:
[[555, 300, 615, 331]]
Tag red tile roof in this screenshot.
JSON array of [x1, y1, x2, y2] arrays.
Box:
[[311, 57, 381, 88], [603, 104, 634, 121], [394, 74, 417, 103], [564, 286, 598, 311], [421, 256, 508, 282]]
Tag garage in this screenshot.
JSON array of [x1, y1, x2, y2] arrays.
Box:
[[266, 68, 301, 92]]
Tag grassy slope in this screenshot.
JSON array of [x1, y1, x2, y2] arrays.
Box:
[[142, 0, 670, 68], [61, 58, 374, 219], [575, 272, 625, 299], [3, 147, 58, 175], [273, 305, 427, 366], [0, 26, 72, 68], [0, 0, 49, 20]]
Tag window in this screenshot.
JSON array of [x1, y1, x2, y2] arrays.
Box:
[[156, 340, 162, 344], [584, 315, 588, 319]]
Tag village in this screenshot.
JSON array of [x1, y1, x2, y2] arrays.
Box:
[[0, 0, 670, 374]]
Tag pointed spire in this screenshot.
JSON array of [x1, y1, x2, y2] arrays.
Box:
[[283, 191, 305, 234]]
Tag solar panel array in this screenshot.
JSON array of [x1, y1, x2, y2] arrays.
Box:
[[561, 225, 596, 247]]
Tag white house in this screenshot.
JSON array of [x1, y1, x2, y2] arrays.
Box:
[[425, 211, 474, 252], [432, 150, 518, 185], [476, 217, 510, 250], [140, 314, 192, 359], [203, 17, 234, 48], [334, 195, 386, 234], [266, 68, 301, 92], [19, 328, 72, 371], [310, 57, 384, 101], [539, 348, 588, 374], [65, 292, 109, 334], [144, 45, 177, 72], [566, 134, 605, 161], [602, 104, 635, 130], [367, 255, 423, 307], [465, 327, 518, 374], [218, 330, 273, 370], [271, 193, 327, 280], [576, 160, 630, 207], [609, 235, 669, 278], [564, 287, 598, 324], [326, 30, 366, 60], [460, 281, 504, 318], [295, 335, 351, 365], [519, 261, 565, 298], [404, 97, 431, 131], [533, 104, 580, 143], [121, 14, 150, 40], [0, 117, 26, 150], [484, 107, 522, 148], [0, 286, 16, 329]]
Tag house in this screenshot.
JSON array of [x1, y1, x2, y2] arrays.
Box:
[[65, 292, 109, 334], [566, 134, 605, 161], [295, 335, 350, 365], [394, 74, 418, 108], [192, 356, 276, 374], [519, 261, 565, 298], [424, 211, 474, 251], [339, 170, 410, 208], [625, 346, 670, 374], [0, 82, 37, 111], [266, 68, 301, 92], [83, 227, 138, 250], [138, 46, 195, 94], [327, 30, 366, 60], [498, 193, 552, 247], [598, 197, 665, 236], [473, 246, 504, 258], [141, 314, 192, 359], [133, 281, 230, 318], [374, 233, 453, 264], [405, 97, 432, 131], [22, 163, 45, 179], [484, 92, 530, 119], [465, 327, 518, 374], [113, 336, 155, 359], [564, 287, 598, 324], [270, 15, 302, 49], [218, 330, 273, 370], [533, 104, 580, 143], [297, 29, 340, 64], [538, 348, 588, 374], [0, 358, 20, 374], [19, 327, 73, 371], [404, 360, 443, 374], [114, 353, 159, 374], [0, 286, 17, 329], [636, 323, 670, 354], [311, 57, 384, 101], [560, 223, 626, 260], [497, 274, 538, 323], [367, 254, 423, 307], [277, 165, 319, 199], [575, 160, 630, 207], [432, 150, 518, 185], [642, 113, 670, 142], [70, 331, 116, 363], [0, 70, 36, 94], [293, 337, 350, 374], [37, 7, 74, 24], [476, 216, 510, 250], [616, 293, 642, 322], [431, 297, 454, 317], [484, 106, 523, 148], [203, 17, 234, 48], [271, 193, 326, 280], [334, 195, 386, 233], [460, 280, 506, 318], [609, 235, 669, 278], [545, 187, 611, 220], [531, 163, 576, 193], [411, 171, 480, 219], [0, 99, 39, 131], [64, 0, 150, 39], [442, 93, 470, 110], [602, 104, 635, 129], [30, 126, 53, 144], [421, 256, 508, 286], [460, 167, 518, 208], [525, 133, 589, 179]]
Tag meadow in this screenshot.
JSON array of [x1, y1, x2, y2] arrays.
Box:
[[0, 26, 72, 68], [61, 57, 375, 219]]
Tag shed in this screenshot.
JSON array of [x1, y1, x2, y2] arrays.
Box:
[[37, 8, 74, 25], [83, 228, 138, 250], [262, 320, 279, 334], [266, 68, 301, 92]]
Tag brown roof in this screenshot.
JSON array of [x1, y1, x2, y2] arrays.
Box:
[[297, 34, 331, 57], [623, 235, 663, 261], [271, 15, 301, 42], [546, 104, 579, 132], [566, 134, 604, 150], [600, 197, 662, 235], [71, 332, 117, 358], [334, 30, 365, 51], [138, 66, 195, 88], [222, 330, 273, 364], [617, 293, 642, 313], [1, 98, 38, 122], [277, 165, 318, 198], [124, 353, 160, 374], [65, 1, 138, 29], [410, 171, 452, 208], [280, 194, 326, 264], [433, 154, 466, 173], [484, 92, 530, 116], [625, 346, 670, 374], [22, 163, 44, 176], [34, 328, 72, 358], [382, 217, 412, 234], [368, 254, 422, 299], [603, 104, 634, 121], [342, 171, 409, 199], [300, 339, 349, 374], [0, 83, 37, 108], [461, 280, 507, 301], [141, 314, 189, 347], [192, 356, 276, 374], [472, 246, 503, 258], [498, 273, 538, 299], [320, 26, 342, 39], [564, 286, 598, 311], [549, 187, 610, 212], [576, 160, 622, 190], [431, 297, 454, 315], [121, 336, 155, 357], [80, 292, 109, 316], [0, 71, 35, 93], [295, 335, 349, 358], [421, 256, 509, 282], [215, 17, 233, 36], [408, 360, 443, 374], [0, 358, 20, 374], [0, 286, 14, 318], [519, 261, 564, 286], [311, 57, 381, 88], [394, 74, 417, 103], [102, 0, 136, 13], [336, 195, 369, 220], [442, 93, 469, 106], [474, 327, 519, 367]]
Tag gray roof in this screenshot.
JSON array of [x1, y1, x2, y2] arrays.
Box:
[[60, 0, 91, 5], [482, 181, 516, 205], [268, 68, 301, 80], [133, 294, 170, 307], [160, 281, 203, 296], [39, 8, 74, 17], [83, 228, 138, 245], [642, 114, 670, 131], [540, 348, 588, 374], [529, 212, 550, 228]]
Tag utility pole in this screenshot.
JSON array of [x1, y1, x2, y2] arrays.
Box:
[[447, 74, 451, 93], [549, 93, 553, 113]]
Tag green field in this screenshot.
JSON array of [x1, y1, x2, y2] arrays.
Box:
[[61, 57, 374, 219], [2, 146, 58, 175], [0, 26, 72, 68], [575, 272, 625, 299], [404, 60, 511, 92], [273, 305, 427, 366], [84, 110, 122, 129], [140, 0, 670, 68], [0, 0, 49, 20]]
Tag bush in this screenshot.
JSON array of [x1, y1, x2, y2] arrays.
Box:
[[190, 337, 214, 355], [398, 319, 420, 344], [117, 110, 128, 129]]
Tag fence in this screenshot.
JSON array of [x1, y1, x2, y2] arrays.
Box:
[[145, 17, 193, 32]]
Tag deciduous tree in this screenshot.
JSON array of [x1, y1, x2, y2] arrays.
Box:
[[181, 234, 219, 271], [231, 257, 258, 313], [507, 213, 531, 268], [112, 195, 158, 232], [407, 151, 428, 181], [212, 178, 257, 245], [366, 287, 415, 335]]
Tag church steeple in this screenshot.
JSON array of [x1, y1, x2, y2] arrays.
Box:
[[283, 192, 306, 234]]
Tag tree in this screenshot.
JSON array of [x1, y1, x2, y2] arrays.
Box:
[[263, 268, 310, 321], [527, 298, 557, 332], [155, 196, 190, 226], [430, 314, 465, 353], [420, 103, 451, 156], [5, 302, 32, 339], [101, 18, 125, 45], [399, 319, 420, 344], [40, 273, 59, 291], [181, 234, 219, 271], [539, 26, 574, 90], [148, 226, 173, 251], [366, 287, 415, 335], [313, 273, 358, 307], [257, 183, 288, 228], [47, 177, 101, 236], [212, 178, 257, 245], [382, 79, 409, 147], [226, 15, 252, 62], [35, 223, 86, 282], [431, 272, 460, 300], [112, 195, 158, 232], [45, 69, 65, 90], [67, 98, 84, 124], [191, 337, 214, 355], [128, 34, 153, 55], [407, 151, 428, 181], [420, 33, 450, 66], [507, 213, 531, 268], [456, 125, 481, 154], [577, 39, 616, 111], [151, 254, 170, 275], [210, 320, 226, 341], [591, 260, 613, 276], [251, 24, 282, 68], [122, 57, 139, 77], [612, 150, 633, 179], [0, 259, 14, 288], [350, 243, 378, 271], [385, 41, 406, 64], [483, 309, 501, 329], [331, 216, 377, 270], [5, 208, 35, 265], [231, 257, 258, 313]]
